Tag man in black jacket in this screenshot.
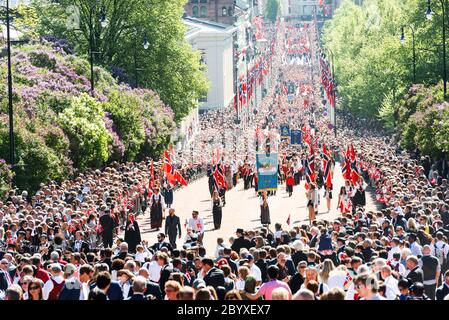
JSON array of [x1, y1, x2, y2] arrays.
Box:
[[135, 267, 163, 300], [436, 270, 449, 300], [151, 233, 173, 253], [406, 255, 424, 284], [165, 209, 182, 249], [231, 228, 251, 254], [72, 231, 90, 253], [157, 252, 173, 291], [99, 209, 115, 248], [202, 257, 225, 289]]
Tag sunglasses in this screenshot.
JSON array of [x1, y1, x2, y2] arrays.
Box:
[[29, 287, 39, 291]]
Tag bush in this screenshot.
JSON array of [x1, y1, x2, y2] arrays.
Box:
[[398, 82, 449, 158], [58, 94, 111, 171], [0, 121, 69, 192], [104, 89, 146, 161], [0, 159, 13, 199]]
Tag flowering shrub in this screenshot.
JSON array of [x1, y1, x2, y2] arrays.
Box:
[[0, 42, 176, 193], [398, 82, 449, 158], [0, 159, 13, 199], [104, 89, 146, 161], [58, 94, 112, 171]]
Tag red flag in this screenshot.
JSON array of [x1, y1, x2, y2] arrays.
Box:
[[286, 214, 291, 226], [175, 170, 188, 187]]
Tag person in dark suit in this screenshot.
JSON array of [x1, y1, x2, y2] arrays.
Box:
[[308, 228, 319, 248], [436, 270, 449, 300], [231, 229, 251, 254], [124, 213, 141, 253], [126, 276, 148, 300], [156, 252, 173, 291], [151, 233, 173, 253], [222, 247, 238, 274], [202, 257, 225, 289], [99, 209, 115, 248], [112, 242, 134, 261], [291, 240, 308, 267], [89, 271, 123, 300], [255, 250, 268, 283], [165, 209, 182, 249], [72, 231, 90, 253], [0, 267, 11, 292], [133, 268, 163, 300], [406, 256, 424, 284]]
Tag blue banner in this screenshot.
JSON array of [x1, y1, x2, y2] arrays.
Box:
[[280, 124, 290, 137], [290, 130, 302, 145], [256, 153, 278, 191]]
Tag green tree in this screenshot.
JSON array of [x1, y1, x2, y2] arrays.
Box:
[[32, 0, 209, 122], [265, 0, 280, 22]]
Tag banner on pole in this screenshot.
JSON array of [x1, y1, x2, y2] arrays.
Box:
[[280, 124, 290, 138], [290, 130, 302, 145], [256, 153, 278, 191]]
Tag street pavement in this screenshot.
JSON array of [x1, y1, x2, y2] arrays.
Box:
[[140, 162, 379, 254]]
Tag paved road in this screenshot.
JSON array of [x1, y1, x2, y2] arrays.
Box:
[[139, 162, 379, 254]]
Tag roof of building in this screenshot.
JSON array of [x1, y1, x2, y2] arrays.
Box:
[[183, 17, 237, 37]]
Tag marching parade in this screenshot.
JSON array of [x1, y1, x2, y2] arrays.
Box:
[[1, 0, 449, 305]]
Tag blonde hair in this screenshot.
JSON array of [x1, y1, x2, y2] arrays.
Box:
[[271, 287, 290, 300], [319, 259, 335, 284]]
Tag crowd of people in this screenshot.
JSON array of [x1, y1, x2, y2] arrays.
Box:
[[1, 18, 449, 302]]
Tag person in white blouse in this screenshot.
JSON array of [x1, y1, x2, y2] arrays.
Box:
[[187, 211, 204, 242]]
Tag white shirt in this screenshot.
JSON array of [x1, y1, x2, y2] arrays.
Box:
[[188, 218, 204, 233], [250, 264, 262, 282], [143, 261, 161, 283], [384, 275, 400, 300], [135, 251, 151, 263], [43, 275, 65, 300], [430, 241, 449, 257], [80, 282, 90, 301], [150, 194, 166, 209], [388, 246, 401, 261], [410, 242, 422, 257]]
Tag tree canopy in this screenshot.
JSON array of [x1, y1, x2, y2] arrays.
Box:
[[31, 0, 209, 122]]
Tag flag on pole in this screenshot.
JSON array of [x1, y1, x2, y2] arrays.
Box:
[[286, 214, 291, 226]]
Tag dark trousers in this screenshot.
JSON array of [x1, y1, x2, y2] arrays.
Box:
[[168, 234, 177, 249], [424, 284, 436, 300], [102, 231, 113, 248]]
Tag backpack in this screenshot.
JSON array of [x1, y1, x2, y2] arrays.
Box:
[[434, 243, 447, 267]]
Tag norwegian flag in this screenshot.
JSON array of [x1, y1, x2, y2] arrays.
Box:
[[148, 160, 155, 198], [185, 271, 191, 283], [305, 148, 315, 189], [322, 144, 332, 188], [213, 158, 227, 190], [344, 272, 353, 288], [338, 197, 351, 213], [351, 160, 360, 186], [286, 214, 291, 226], [346, 144, 356, 162], [163, 150, 188, 187], [342, 157, 352, 180]]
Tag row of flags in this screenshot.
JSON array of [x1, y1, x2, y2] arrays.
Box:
[[319, 53, 335, 108]]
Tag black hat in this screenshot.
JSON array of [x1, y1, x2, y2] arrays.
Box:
[[236, 228, 244, 234]]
